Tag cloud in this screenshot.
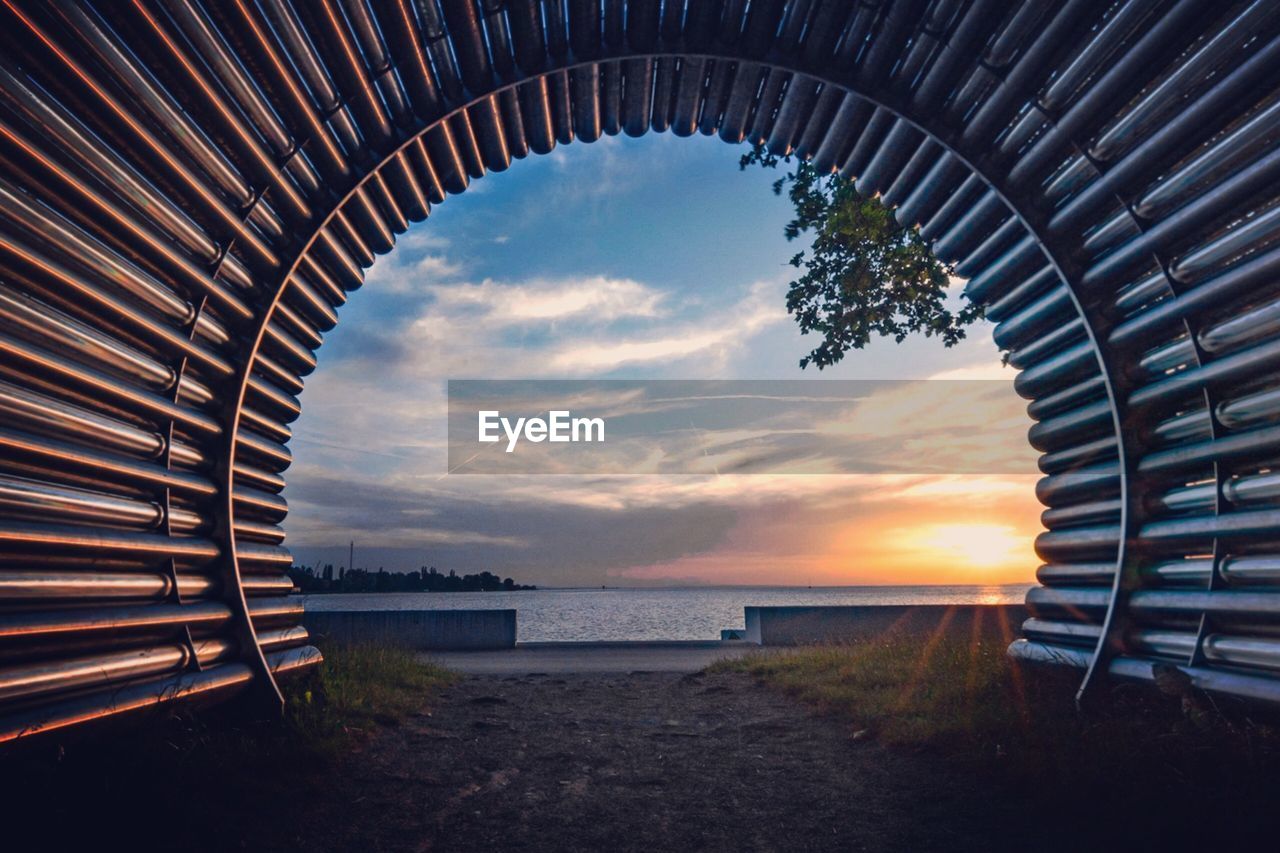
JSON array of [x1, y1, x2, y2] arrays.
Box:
[[521, 133, 709, 221], [365, 250, 465, 293], [444, 377, 1036, 478], [427, 275, 666, 325], [288, 253, 1038, 586], [415, 254, 465, 281], [288, 265, 797, 499], [318, 258, 791, 382], [541, 280, 786, 373], [924, 331, 1014, 380], [286, 451, 1041, 586], [359, 228, 462, 295], [812, 379, 1035, 473], [282, 141, 1044, 588], [285, 464, 744, 582], [601, 472, 1043, 586]]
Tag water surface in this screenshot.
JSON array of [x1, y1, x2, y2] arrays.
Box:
[[302, 584, 1033, 642]]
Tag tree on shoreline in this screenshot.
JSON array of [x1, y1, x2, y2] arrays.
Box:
[[741, 144, 982, 369], [289, 563, 536, 594]]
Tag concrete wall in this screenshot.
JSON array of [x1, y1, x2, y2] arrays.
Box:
[[304, 609, 517, 650], [743, 604, 1029, 646]]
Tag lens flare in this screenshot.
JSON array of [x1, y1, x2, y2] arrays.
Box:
[[912, 523, 1029, 569]]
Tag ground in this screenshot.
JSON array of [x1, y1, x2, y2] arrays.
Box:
[[284, 669, 1018, 852], [3, 663, 1021, 853], [4, 637, 1279, 852]]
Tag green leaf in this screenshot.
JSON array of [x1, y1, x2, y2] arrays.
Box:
[[743, 143, 982, 369]]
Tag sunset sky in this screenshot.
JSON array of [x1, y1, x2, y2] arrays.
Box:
[[284, 133, 1043, 587]]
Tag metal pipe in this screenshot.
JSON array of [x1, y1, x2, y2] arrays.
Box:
[[0, 660, 254, 746], [0, 332, 222, 437]]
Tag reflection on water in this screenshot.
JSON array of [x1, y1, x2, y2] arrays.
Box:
[[302, 584, 1033, 643]]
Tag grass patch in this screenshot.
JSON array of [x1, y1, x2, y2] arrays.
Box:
[[283, 642, 458, 757], [712, 625, 1280, 845], [711, 633, 1029, 749], [143, 642, 457, 770]]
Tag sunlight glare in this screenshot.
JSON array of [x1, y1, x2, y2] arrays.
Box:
[[913, 523, 1029, 570]]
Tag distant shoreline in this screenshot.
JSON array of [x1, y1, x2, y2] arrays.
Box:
[[301, 582, 1035, 593], [300, 587, 541, 594]]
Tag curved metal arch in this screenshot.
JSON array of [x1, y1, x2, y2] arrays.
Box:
[[245, 41, 1140, 714], [2, 0, 1280, 744]]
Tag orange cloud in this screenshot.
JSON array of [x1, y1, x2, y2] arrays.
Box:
[[613, 474, 1042, 586]]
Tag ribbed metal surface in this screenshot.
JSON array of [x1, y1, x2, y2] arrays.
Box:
[[1, 0, 1279, 743]]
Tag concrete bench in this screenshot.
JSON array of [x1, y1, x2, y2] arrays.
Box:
[[743, 604, 1028, 646]]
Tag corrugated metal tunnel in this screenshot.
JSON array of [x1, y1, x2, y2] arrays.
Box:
[[2, 0, 1280, 744]]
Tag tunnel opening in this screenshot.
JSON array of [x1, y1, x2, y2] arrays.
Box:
[[284, 131, 1044, 652]]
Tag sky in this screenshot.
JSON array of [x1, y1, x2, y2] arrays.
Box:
[[284, 132, 1043, 587]]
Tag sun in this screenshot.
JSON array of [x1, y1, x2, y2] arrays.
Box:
[[913, 523, 1029, 569]]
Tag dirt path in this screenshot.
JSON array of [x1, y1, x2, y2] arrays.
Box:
[[279, 670, 1032, 853], [427, 640, 758, 675]]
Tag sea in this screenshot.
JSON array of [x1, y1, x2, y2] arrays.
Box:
[[301, 584, 1034, 643]]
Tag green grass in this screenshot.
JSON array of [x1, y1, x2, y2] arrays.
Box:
[[150, 642, 457, 771], [714, 631, 1280, 847], [281, 642, 458, 757], [712, 630, 1280, 799], [712, 634, 1028, 749]]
